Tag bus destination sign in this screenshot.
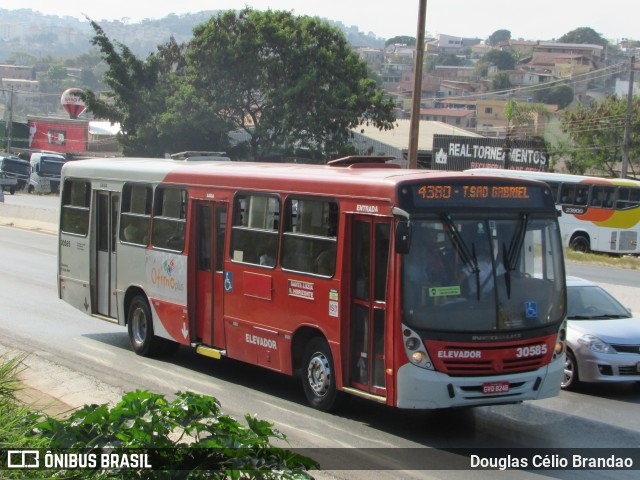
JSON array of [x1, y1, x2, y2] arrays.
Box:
[[405, 182, 547, 209]]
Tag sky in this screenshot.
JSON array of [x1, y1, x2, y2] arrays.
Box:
[[2, 0, 637, 42]]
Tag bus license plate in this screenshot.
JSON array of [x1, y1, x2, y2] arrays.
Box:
[[482, 381, 509, 394]]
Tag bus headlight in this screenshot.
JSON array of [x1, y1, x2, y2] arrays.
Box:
[[402, 325, 434, 370]]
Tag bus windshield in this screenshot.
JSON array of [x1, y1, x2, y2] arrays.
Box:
[[402, 214, 565, 332]]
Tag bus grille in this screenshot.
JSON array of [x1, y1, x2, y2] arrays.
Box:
[[432, 344, 549, 376]]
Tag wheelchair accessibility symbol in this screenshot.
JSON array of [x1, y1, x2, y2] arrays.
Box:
[[525, 301, 538, 319], [224, 272, 233, 292]]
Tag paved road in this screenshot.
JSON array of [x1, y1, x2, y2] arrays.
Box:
[[1, 225, 640, 480]]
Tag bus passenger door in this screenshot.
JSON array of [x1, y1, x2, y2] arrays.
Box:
[[349, 217, 391, 398], [95, 191, 119, 318], [193, 201, 227, 347]]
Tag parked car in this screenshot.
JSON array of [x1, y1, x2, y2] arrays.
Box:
[[563, 276, 640, 390]]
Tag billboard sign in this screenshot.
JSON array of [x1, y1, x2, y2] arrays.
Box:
[[432, 134, 548, 171]]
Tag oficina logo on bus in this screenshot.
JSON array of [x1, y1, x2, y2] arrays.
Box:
[[146, 252, 186, 304]]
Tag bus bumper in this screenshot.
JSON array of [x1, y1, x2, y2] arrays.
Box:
[[396, 353, 564, 409]]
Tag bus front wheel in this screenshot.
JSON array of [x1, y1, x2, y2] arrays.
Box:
[[569, 234, 590, 253], [127, 296, 164, 357], [301, 337, 341, 412]]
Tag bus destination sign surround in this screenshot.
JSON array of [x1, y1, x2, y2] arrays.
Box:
[[406, 182, 547, 209]]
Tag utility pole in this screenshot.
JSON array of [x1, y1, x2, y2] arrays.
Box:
[[7, 86, 14, 153], [621, 55, 635, 178], [408, 0, 427, 169]]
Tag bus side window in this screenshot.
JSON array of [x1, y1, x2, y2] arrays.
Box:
[[120, 183, 152, 246], [230, 193, 280, 266], [558, 184, 574, 204], [574, 186, 588, 206], [616, 187, 640, 210], [590, 186, 615, 208], [590, 186, 603, 207], [61, 179, 91, 236], [546, 182, 560, 203], [281, 197, 338, 276], [151, 186, 187, 252]]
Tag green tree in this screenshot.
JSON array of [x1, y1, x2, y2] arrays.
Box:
[[487, 29, 511, 46], [482, 50, 516, 70], [80, 19, 230, 156], [425, 53, 462, 72], [533, 82, 574, 109], [491, 72, 512, 91], [503, 100, 551, 169], [183, 8, 396, 161], [385, 35, 416, 47], [560, 94, 640, 176], [504, 99, 550, 137], [558, 27, 608, 47]]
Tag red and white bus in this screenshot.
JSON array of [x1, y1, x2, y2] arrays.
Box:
[[58, 156, 567, 411], [467, 169, 640, 255]]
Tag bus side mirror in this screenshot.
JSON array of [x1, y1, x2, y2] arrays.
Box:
[[395, 221, 412, 254]]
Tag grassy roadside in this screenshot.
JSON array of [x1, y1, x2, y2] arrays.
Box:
[[565, 249, 640, 270]]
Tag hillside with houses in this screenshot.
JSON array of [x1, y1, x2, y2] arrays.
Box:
[[1, 9, 638, 171]]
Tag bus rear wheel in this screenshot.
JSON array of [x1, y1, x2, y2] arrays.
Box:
[[301, 337, 341, 411], [569, 234, 590, 253], [127, 295, 179, 357]]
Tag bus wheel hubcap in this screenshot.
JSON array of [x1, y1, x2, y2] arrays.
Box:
[[132, 309, 147, 345], [307, 353, 331, 397]]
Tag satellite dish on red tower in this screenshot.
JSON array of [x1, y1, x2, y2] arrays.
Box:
[[61, 88, 86, 119]]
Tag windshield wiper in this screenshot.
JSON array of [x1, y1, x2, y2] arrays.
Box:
[[441, 214, 481, 298], [502, 213, 529, 299], [568, 314, 628, 320]]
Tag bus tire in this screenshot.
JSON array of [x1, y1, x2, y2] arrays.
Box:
[[301, 337, 341, 411], [127, 295, 163, 357], [569, 234, 590, 253], [561, 351, 580, 390]]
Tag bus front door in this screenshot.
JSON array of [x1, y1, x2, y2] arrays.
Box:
[[349, 217, 391, 399], [193, 201, 227, 347], [95, 191, 119, 318]]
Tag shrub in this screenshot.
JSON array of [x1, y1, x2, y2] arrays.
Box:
[[36, 390, 319, 479]]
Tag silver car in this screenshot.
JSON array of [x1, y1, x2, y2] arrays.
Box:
[[563, 276, 640, 389]]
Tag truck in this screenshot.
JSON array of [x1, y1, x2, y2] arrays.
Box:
[[28, 152, 67, 194], [0, 155, 30, 194]]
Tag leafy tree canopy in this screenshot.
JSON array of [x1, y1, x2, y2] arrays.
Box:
[[487, 29, 511, 46], [533, 82, 574, 109], [426, 53, 463, 72], [560, 94, 640, 176], [558, 27, 608, 47], [385, 36, 416, 47], [183, 8, 396, 161], [82, 9, 394, 160], [481, 49, 516, 71], [491, 72, 512, 91]]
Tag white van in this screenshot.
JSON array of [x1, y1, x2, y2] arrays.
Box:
[[29, 153, 66, 194]]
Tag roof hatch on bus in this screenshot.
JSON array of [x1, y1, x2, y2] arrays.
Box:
[[327, 155, 400, 168], [169, 151, 231, 161]]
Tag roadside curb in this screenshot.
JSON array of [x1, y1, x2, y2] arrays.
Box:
[[0, 343, 125, 418]]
